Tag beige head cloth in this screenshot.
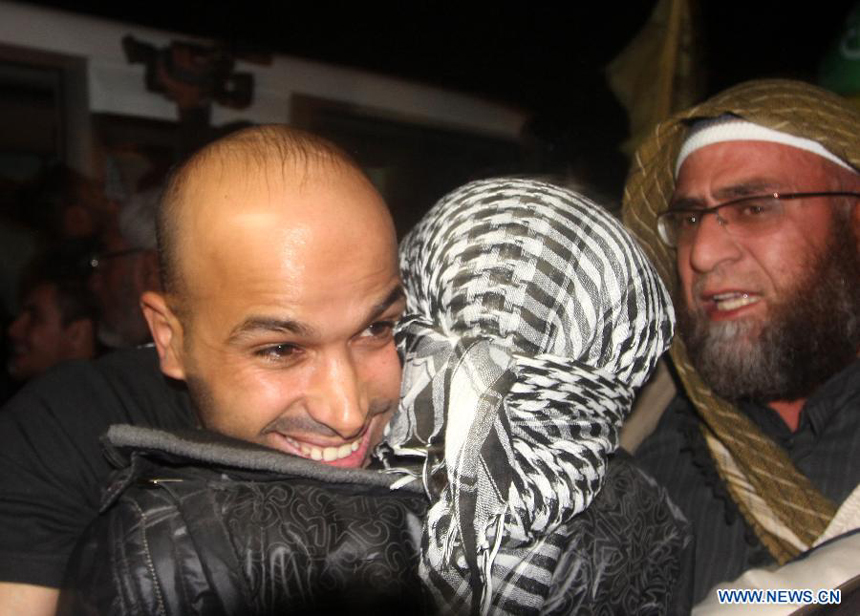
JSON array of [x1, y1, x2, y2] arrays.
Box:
[[622, 79, 860, 564]]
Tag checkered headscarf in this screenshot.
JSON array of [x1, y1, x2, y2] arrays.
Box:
[[379, 178, 674, 613]]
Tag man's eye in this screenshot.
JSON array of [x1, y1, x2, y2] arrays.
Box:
[[676, 212, 700, 228], [363, 320, 395, 339], [254, 344, 299, 361], [735, 200, 776, 217]]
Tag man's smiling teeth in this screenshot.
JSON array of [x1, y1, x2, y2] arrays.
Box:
[[285, 436, 360, 461], [712, 292, 759, 312]]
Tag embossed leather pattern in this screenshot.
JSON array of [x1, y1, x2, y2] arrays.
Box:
[[61, 452, 430, 615], [543, 458, 693, 615]]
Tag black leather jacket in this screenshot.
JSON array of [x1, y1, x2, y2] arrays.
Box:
[[59, 426, 430, 615], [60, 426, 694, 615]]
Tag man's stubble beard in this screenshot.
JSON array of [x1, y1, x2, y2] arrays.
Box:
[[677, 218, 860, 404]]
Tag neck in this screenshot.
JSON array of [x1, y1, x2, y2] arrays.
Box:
[[767, 399, 805, 432]]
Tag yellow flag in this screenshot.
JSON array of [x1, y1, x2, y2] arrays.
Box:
[[606, 0, 703, 156]]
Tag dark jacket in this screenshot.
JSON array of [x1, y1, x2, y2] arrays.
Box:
[[59, 426, 430, 616], [60, 426, 694, 615]]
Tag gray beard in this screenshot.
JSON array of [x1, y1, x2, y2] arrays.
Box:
[[678, 220, 860, 404]]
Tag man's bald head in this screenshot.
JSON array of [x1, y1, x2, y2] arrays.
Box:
[[157, 125, 373, 301], [142, 124, 403, 468]]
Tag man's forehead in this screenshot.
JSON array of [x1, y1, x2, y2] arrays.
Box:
[[187, 150, 337, 192], [171, 139, 396, 300], [186, 157, 385, 233], [180, 171, 396, 300]]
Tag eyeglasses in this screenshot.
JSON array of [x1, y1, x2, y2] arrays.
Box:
[[88, 248, 146, 271], [656, 191, 860, 247]]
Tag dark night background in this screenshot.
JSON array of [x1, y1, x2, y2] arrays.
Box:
[[20, 2, 858, 105], [15, 0, 860, 199]]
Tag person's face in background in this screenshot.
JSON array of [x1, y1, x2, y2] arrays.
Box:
[[55, 176, 117, 242], [7, 282, 95, 380], [88, 228, 157, 348]]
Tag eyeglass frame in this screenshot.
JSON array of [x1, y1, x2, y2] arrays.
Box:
[[88, 247, 147, 271], [655, 190, 860, 248]]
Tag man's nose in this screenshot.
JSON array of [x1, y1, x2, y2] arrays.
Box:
[[307, 351, 368, 439], [686, 212, 743, 273]]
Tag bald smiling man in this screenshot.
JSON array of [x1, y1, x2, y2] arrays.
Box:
[[143, 125, 404, 467], [0, 126, 406, 614]]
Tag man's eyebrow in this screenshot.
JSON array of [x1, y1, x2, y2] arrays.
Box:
[[366, 285, 406, 323], [668, 195, 704, 210], [713, 180, 781, 200], [226, 286, 404, 343], [228, 316, 316, 342], [670, 180, 783, 209]]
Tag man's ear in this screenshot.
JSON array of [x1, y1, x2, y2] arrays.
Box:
[[140, 291, 186, 380]]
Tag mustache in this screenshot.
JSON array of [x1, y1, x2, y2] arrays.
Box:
[[261, 398, 397, 437]]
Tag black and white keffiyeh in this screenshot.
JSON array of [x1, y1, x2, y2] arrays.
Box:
[[377, 178, 674, 614]]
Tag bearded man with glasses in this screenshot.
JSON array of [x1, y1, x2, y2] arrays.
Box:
[[87, 189, 162, 349], [623, 79, 860, 606]]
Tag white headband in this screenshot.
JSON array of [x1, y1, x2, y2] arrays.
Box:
[[674, 117, 855, 177]]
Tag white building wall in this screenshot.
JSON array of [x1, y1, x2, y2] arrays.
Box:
[[0, 1, 526, 137]]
